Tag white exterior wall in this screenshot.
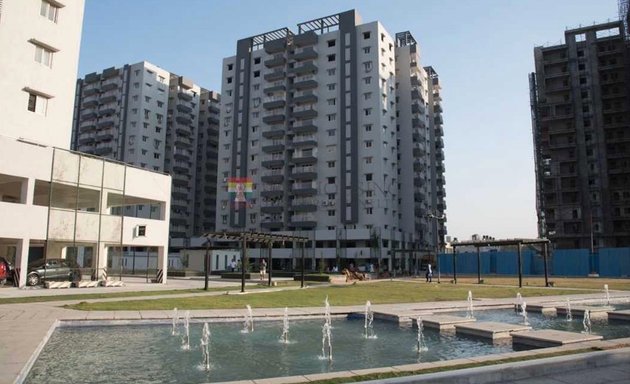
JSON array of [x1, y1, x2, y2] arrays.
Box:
[[0, 0, 84, 149]]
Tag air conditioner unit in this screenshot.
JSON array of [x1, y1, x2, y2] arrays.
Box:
[[365, 199, 372, 205], [329, 200, 335, 206]]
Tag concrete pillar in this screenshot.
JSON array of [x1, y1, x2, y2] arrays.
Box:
[[21, 177, 35, 204], [96, 242, 108, 280], [157, 246, 167, 284], [15, 238, 30, 288]]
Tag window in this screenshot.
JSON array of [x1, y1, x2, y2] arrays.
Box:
[[40, 1, 59, 22], [365, 141, 373, 148], [328, 193, 335, 200], [365, 173, 373, 181], [364, 124, 372, 131], [327, 129, 336, 136], [327, 98, 336, 106], [364, 92, 372, 100], [227, 64, 233, 71], [365, 156, 373, 163], [327, 83, 336, 91], [364, 61, 373, 72], [364, 77, 371, 85], [27, 92, 48, 115], [364, 108, 372, 116], [366, 208, 373, 214], [327, 161, 336, 168], [157, 101, 164, 108], [328, 40, 336, 47], [328, 177, 336, 184], [253, 70, 260, 78], [363, 31, 371, 39], [222, 215, 228, 224], [153, 153, 160, 159], [254, 57, 261, 64], [328, 210, 336, 216], [33, 44, 54, 67], [327, 54, 336, 62], [363, 47, 371, 54], [227, 77, 233, 84], [327, 114, 336, 121], [327, 68, 336, 76]]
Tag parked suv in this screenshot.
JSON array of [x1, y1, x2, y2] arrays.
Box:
[[27, 259, 77, 286]]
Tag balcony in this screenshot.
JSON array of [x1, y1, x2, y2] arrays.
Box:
[[207, 115, 220, 125], [261, 205, 284, 214], [178, 91, 193, 101], [289, 217, 317, 229], [83, 99, 98, 108], [436, 138, 444, 148], [290, 47, 317, 62], [413, 177, 424, 187], [264, 39, 287, 54], [173, 150, 191, 161], [412, 118, 425, 129], [264, 55, 286, 68], [288, 61, 318, 76], [292, 106, 317, 120], [413, 161, 425, 172], [262, 126, 285, 139], [261, 220, 284, 230], [98, 108, 116, 117], [81, 112, 97, 121], [292, 183, 317, 196], [175, 115, 193, 126], [84, 73, 101, 83], [175, 135, 193, 148], [177, 104, 193, 114], [261, 186, 284, 198], [78, 137, 95, 146], [176, 127, 192, 137], [291, 135, 317, 148], [291, 152, 317, 165], [290, 200, 317, 212], [411, 102, 425, 115], [261, 173, 284, 184], [411, 89, 422, 101], [291, 122, 317, 134], [102, 67, 119, 79], [261, 158, 285, 168], [293, 93, 317, 105], [95, 133, 114, 142], [97, 120, 115, 129], [434, 104, 443, 113], [262, 111, 285, 124], [101, 82, 119, 92], [435, 126, 444, 137], [94, 146, 113, 156], [263, 97, 286, 110], [435, 115, 443, 125], [411, 76, 421, 87], [99, 95, 117, 105], [290, 166, 317, 180], [83, 88, 99, 97], [79, 124, 96, 133], [413, 146, 425, 157], [293, 31, 318, 47], [264, 70, 285, 82], [262, 143, 285, 153], [293, 75, 317, 90], [263, 83, 286, 93]]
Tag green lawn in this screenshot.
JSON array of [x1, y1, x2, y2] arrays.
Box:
[[65, 280, 597, 311]]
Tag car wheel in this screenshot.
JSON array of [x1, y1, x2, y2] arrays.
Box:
[[27, 273, 40, 286]]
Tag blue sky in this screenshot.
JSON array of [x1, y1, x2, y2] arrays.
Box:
[[79, 0, 618, 240]]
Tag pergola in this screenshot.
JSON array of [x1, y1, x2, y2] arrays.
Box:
[[450, 238, 551, 288], [203, 232, 309, 292]]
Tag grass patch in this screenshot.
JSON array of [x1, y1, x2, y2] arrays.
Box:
[[307, 347, 599, 383], [65, 280, 596, 311], [454, 276, 630, 290]]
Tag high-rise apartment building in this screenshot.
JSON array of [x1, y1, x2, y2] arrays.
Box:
[[72, 62, 220, 239], [216, 10, 446, 270], [0, 1, 171, 287], [530, 20, 630, 249]]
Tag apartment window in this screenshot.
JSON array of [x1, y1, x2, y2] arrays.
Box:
[[365, 156, 373, 163], [33, 43, 54, 67], [153, 153, 160, 159], [132, 95, 139, 101], [365, 141, 373, 148], [27, 92, 48, 115], [327, 68, 336, 76], [253, 84, 260, 91], [227, 64, 233, 71], [327, 114, 336, 121], [327, 161, 336, 168], [132, 108, 138, 114], [364, 61, 373, 72], [328, 193, 335, 200], [252, 111, 259, 118], [40, 1, 59, 22], [364, 92, 372, 100], [251, 139, 258, 147], [328, 210, 336, 217], [328, 39, 336, 47], [253, 70, 260, 78], [364, 124, 372, 131], [227, 77, 233, 84], [366, 190, 373, 197], [365, 173, 373, 181], [251, 125, 258, 133], [327, 98, 336, 106], [141, 149, 147, 155], [144, 109, 150, 119], [327, 54, 336, 62], [327, 129, 336, 136], [222, 215, 228, 224], [366, 207, 373, 214], [327, 83, 336, 91], [133, 82, 140, 89], [155, 127, 162, 133], [364, 77, 371, 85], [364, 108, 372, 116], [142, 136, 148, 142], [254, 57, 261, 64], [327, 177, 336, 184], [363, 46, 371, 54], [363, 31, 371, 39]]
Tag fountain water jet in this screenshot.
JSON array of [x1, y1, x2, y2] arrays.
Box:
[[171, 308, 179, 335], [280, 307, 290, 344], [604, 284, 610, 305], [520, 301, 529, 326], [200, 322, 211, 371], [416, 317, 428, 353], [321, 321, 333, 362], [324, 296, 332, 327], [566, 299, 573, 322], [582, 310, 592, 334], [515, 292, 522, 312], [364, 301, 376, 339], [181, 311, 191, 350], [466, 291, 474, 319], [243, 305, 254, 333]]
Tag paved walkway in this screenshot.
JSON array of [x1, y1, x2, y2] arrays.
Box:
[[1, 279, 629, 384]]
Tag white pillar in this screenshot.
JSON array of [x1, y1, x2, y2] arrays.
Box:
[[15, 238, 30, 288], [96, 242, 108, 280], [157, 246, 167, 284]]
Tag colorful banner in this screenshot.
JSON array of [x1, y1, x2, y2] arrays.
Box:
[[228, 177, 253, 208]]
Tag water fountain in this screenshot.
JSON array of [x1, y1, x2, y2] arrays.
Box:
[[416, 317, 428, 353], [466, 291, 474, 319], [181, 310, 191, 350], [171, 308, 179, 335], [200, 322, 211, 371], [582, 310, 592, 334], [520, 301, 529, 326], [515, 292, 522, 312], [364, 301, 376, 339], [324, 295, 332, 327], [280, 307, 290, 344], [604, 284, 610, 305], [566, 299, 573, 322], [321, 320, 333, 362], [242, 305, 254, 333]]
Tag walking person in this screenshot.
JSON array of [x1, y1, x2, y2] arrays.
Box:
[[426, 263, 433, 283], [259, 258, 267, 280]]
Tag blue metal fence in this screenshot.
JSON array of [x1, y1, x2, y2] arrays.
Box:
[[438, 247, 630, 277]]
